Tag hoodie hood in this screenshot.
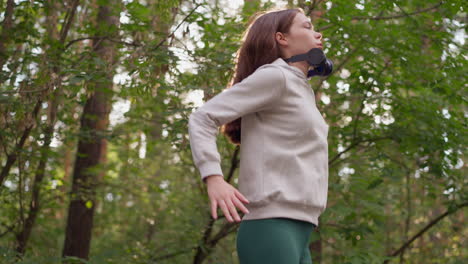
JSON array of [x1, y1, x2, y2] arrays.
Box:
[[270, 57, 311, 85], [271, 57, 310, 81]]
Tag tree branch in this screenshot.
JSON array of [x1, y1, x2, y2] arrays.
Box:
[[352, 2, 443, 21], [153, 3, 202, 52], [0, 87, 49, 95], [150, 247, 196, 261], [59, 0, 80, 44], [384, 201, 468, 263], [329, 136, 392, 166], [65, 36, 142, 50], [193, 146, 241, 263], [0, 221, 17, 238]]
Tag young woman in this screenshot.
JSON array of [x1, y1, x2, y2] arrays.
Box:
[[188, 7, 329, 263]]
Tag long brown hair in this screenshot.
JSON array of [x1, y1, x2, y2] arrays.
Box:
[[220, 7, 304, 145]]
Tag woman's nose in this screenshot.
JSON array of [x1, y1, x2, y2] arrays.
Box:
[[315, 32, 322, 39]]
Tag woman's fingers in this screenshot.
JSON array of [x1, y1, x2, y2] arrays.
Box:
[[232, 196, 250, 215], [211, 199, 218, 220], [234, 189, 250, 204], [208, 184, 250, 222], [225, 198, 241, 222], [218, 199, 233, 222]]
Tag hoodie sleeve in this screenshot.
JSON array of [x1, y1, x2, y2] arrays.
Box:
[[188, 65, 286, 183]]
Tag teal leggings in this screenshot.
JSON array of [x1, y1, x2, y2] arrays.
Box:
[[236, 217, 317, 264]]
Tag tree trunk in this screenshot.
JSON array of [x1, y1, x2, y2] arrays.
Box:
[[0, 0, 15, 74], [62, 3, 120, 262]]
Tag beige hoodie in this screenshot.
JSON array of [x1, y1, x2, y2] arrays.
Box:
[[188, 57, 329, 226]]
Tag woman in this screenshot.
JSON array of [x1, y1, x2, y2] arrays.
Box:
[[188, 7, 329, 263]]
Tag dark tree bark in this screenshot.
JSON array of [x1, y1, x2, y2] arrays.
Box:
[[62, 3, 120, 263]]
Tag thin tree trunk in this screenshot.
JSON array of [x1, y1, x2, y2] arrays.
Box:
[[399, 170, 412, 263], [13, 0, 64, 255], [0, 0, 79, 192], [0, 0, 15, 73]]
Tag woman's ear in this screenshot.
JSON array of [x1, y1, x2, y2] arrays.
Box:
[[275, 32, 288, 47]]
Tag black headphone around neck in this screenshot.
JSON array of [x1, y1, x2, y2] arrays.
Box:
[[284, 48, 333, 78]]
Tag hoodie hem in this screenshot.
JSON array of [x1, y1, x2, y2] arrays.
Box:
[[241, 199, 322, 227]]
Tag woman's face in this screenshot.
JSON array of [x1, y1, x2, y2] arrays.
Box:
[[276, 12, 323, 58]]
